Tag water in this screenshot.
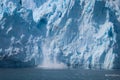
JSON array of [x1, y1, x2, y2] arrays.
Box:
[[0, 68, 120, 80]]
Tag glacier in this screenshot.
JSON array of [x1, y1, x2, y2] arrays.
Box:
[[0, 0, 120, 69]]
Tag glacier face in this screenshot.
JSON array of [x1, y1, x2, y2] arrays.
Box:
[[0, 0, 120, 69]]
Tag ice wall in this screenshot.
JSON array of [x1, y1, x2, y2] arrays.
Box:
[[0, 0, 120, 69]]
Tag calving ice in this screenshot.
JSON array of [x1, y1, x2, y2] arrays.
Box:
[[0, 0, 120, 69]]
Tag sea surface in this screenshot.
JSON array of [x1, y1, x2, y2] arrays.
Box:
[[0, 68, 120, 80]]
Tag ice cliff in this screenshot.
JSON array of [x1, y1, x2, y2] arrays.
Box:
[[0, 0, 120, 69]]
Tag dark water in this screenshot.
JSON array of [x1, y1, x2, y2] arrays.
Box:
[[0, 68, 120, 80]]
